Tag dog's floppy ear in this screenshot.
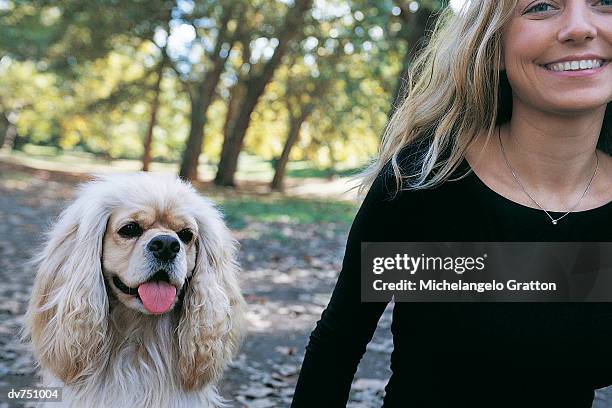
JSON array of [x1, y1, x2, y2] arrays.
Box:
[[176, 196, 247, 391], [22, 182, 110, 384]]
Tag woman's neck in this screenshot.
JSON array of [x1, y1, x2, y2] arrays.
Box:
[[465, 106, 612, 212], [502, 103, 606, 197]]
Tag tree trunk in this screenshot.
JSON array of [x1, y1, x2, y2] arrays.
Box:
[[142, 52, 166, 171], [271, 110, 310, 191], [213, 87, 259, 186], [179, 90, 206, 181], [0, 113, 18, 152], [222, 84, 244, 141], [0, 111, 8, 148], [214, 0, 313, 187], [178, 7, 235, 181], [327, 142, 337, 180]]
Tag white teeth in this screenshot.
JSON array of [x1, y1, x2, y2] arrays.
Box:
[[544, 59, 604, 72]]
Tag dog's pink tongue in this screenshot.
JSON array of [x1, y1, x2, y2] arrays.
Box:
[[138, 282, 176, 314]]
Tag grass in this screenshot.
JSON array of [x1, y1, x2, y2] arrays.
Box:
[[287, 167, 364, 178], [214, 195, 358, 230]]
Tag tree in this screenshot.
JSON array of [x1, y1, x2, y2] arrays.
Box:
[[213, 0, 313, 187], [176, 2, 244, 181], [270, 35, 345, 191]]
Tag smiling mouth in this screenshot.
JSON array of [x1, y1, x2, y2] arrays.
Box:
[[538, 59, 610, 71]]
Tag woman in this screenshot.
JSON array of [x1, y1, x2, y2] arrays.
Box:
[[292, 0, 612, 407]]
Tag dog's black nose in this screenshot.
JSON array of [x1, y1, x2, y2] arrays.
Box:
[[147, 235, 180, 261]]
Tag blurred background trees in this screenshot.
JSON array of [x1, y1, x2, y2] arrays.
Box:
[[0, 0, 453, 190]]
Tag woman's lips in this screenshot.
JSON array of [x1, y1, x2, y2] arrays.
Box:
[[538, 60, 609, 78]]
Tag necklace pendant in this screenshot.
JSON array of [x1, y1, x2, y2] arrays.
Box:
[[552, 219, 557, 225]]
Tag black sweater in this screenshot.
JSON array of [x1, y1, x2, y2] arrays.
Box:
[[291, 145, 612, 408]]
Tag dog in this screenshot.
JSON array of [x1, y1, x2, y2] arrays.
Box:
[[22, 172, 247, 407]]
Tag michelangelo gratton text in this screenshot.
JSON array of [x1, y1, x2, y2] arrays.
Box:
[[372, 279, 557, 292]]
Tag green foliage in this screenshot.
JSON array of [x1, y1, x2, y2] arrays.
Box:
[[0, 0, 173, 69], [0, 0, 446, 172]]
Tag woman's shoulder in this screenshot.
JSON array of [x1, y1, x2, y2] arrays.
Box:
[[372, 140, 431, 202], [368, 139, 471, 211], [381, 139, 430, 175], [354, 141, 434, 239]]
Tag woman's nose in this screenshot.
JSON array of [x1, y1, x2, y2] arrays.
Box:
[[557, 4, 598, 43]]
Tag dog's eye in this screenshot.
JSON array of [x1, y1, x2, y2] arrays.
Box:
[[118, 222, 143, 238], [177, 228, 193, 243]]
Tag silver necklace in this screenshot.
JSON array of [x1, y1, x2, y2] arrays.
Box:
[[498, 127, 598, 225]]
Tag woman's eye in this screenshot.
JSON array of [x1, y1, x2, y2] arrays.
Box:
[[177, 229, 193, 243], [118, 222, 143, 238], [524, 2, 555, 14], [525, 0, 612, 14]]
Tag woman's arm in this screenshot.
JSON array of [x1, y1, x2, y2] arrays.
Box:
[[291, 164, 405, 407]]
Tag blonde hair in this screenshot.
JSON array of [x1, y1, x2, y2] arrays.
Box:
[[357, 0, 612, 197]]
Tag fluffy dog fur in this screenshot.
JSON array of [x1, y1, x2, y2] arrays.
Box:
[[22, 172, 247, 408]]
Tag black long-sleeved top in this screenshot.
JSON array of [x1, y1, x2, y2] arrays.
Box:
[[291, 144, 612, 408]]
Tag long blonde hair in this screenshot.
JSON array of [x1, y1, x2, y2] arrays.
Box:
[[357, 0, 612, 196]]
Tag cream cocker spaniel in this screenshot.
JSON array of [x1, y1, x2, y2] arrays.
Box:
[[22, 172, 247, 407]]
